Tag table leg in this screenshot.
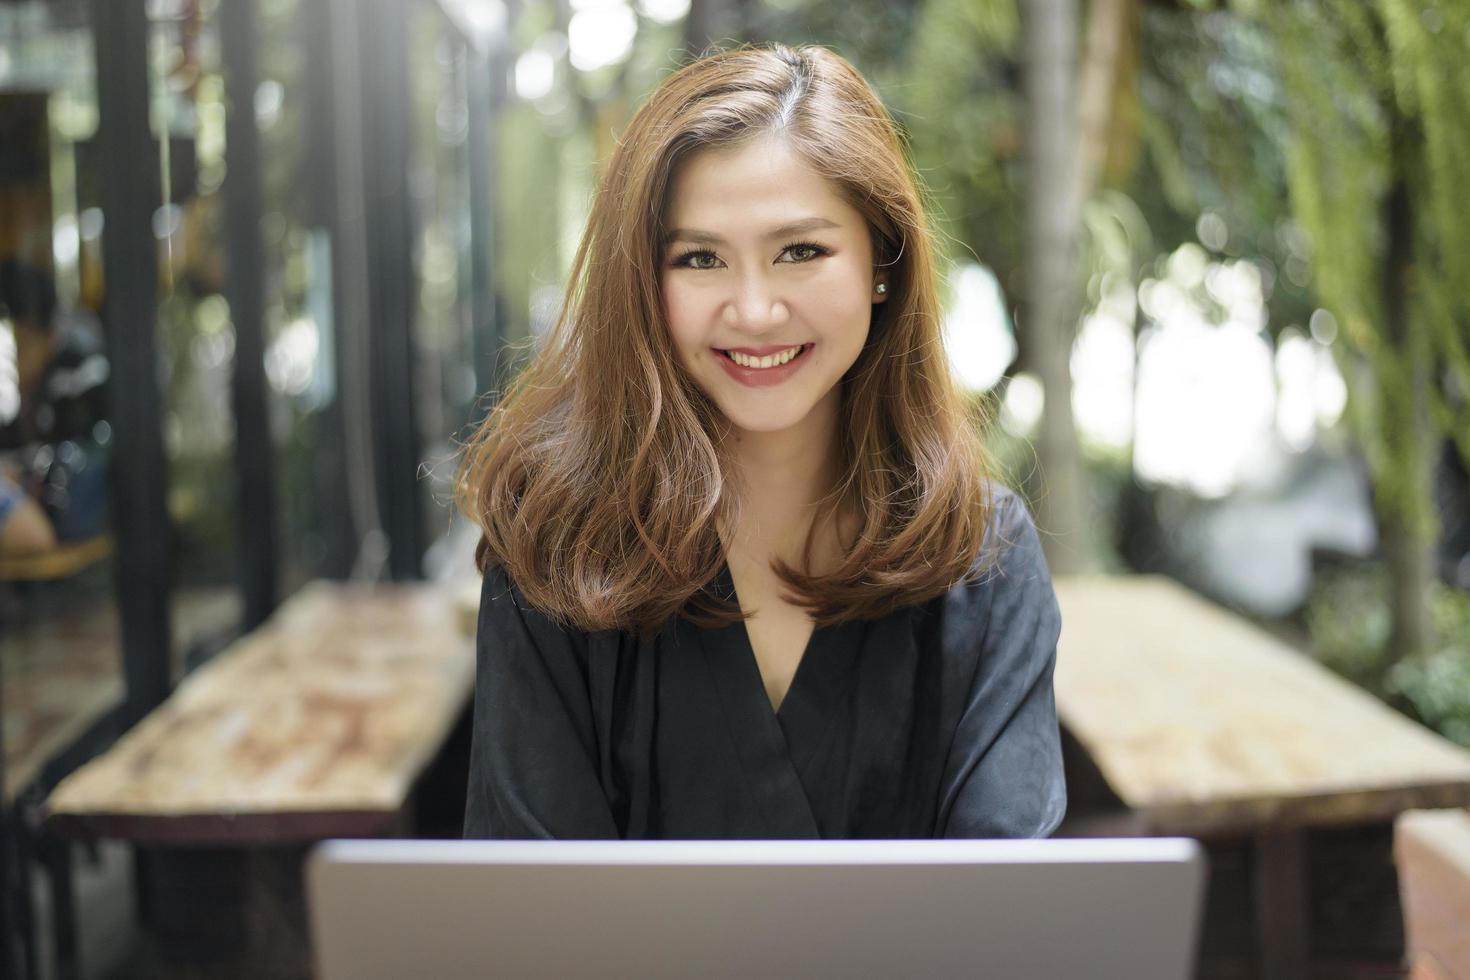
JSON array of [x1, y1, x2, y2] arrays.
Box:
[[1, 805, 27, 980], [133, 845, 314, 979], [40, 836, 78, 980], [1254, 827, 1308, 980], [9, 802, 41, 980]]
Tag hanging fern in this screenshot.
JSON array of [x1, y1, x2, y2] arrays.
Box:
[[1258, 0, 1470, 549]]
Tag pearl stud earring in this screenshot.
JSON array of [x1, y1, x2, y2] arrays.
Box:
[[875, 282, 887, 295]]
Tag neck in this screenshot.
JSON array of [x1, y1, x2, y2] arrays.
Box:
[[720, 390, 844, 567]]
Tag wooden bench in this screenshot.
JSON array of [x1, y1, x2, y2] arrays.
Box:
[[40, 579, 476, 977], [1053, 575, 1470, 980], [2, 577, 241, 980]]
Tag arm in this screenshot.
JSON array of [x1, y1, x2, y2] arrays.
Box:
[[0, 474, 57, 555], [463, 564, 620, 839], [937, 491, 1068, 838]]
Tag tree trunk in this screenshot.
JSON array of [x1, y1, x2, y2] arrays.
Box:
[[1021, 0, 1090, 574], [1074, 0, 1132, 211], [1377, 123, 1437, 665], [1381, 507, 1436, 663]]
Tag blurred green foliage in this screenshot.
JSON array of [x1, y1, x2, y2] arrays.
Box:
[[977, 392, 1131, 574], [1266, 0, 1470, 545], [1308, 563, 1470, 748]]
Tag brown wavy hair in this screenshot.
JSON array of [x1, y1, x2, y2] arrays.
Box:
[[455, 43, 997, 636]]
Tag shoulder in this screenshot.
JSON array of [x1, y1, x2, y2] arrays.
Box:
[[940, 483, 1057, 624], [480, 563, 569, 626], [984, 483, 1030, 533], [478, 563, 593, 654], [973, 483, 1048, 581], [922, 485, 1061, 699]]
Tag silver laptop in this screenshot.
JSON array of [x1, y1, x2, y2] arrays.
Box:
[[308, 838, 1206, 979]]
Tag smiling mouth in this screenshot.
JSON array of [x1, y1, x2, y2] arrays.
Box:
[[718, 344, 811, 369]]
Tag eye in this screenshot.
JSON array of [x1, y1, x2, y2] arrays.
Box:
[[780, 241, 830, 263], [671, 249, 722, 270]]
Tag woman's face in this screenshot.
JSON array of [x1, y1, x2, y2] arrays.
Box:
[[660, 135, 886, 438]]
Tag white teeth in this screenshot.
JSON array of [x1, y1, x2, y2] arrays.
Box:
[[727, 345, 803, 369]]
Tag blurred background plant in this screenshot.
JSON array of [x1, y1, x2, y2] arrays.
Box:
[[1308, 562, 1470, 747], [6, 0, 1462, 744], [473, 0, 1469, 745]]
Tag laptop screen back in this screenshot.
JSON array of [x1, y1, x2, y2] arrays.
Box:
[[308, 837, 1206, 980]]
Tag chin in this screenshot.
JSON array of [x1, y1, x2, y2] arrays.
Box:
[[715, 400, 816, 435]]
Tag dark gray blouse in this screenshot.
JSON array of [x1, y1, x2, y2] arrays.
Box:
[[462, 486, 1066, 840]]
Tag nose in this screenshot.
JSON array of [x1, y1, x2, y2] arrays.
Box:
[[723, 269, 790, 332]]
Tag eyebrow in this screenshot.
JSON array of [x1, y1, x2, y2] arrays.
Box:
[[663, 217, 841, 247]]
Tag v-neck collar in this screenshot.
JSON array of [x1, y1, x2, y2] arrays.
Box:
[[681, 562, 810, 836], [713, 561, 812, 721], [693, 562, 866, 832]]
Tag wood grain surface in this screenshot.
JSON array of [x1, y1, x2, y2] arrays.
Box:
[[43, 580, 476, 841], [1053, 575, 1470, 835]]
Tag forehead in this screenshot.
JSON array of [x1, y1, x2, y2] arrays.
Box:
[[665, 135, 858, 233]]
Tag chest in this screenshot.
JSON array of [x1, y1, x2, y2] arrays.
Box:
[[627, 595, 947, 839], [727, 565, 816, 714]]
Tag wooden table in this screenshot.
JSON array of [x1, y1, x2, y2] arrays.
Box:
[[1053, 575, 1470, 980], [41, 579, 477, 977], [2, 577, 239, 980], [44, 580, 474, 841]]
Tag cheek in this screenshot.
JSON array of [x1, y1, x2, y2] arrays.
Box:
[[661, 283, 693, 367], [660, 283, 703, 358], [795, 267, 874, 337]]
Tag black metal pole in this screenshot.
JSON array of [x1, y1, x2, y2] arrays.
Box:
[[92, 0, 172, 723], [361, 0, 424, 581], [220, 0, 280, 628], [301, 0, 355, 581], [1, 610, 18, 980], [466, 41, 503, 422], [323, 0, 390, 582]]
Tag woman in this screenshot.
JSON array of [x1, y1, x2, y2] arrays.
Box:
[[456, 43, 1065, 839], [0, 259, 111, 542]]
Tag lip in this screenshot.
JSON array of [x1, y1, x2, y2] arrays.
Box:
[[713, 343, 813, 388]]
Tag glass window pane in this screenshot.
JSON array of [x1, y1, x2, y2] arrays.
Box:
[[145, 0, 243, 664]]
